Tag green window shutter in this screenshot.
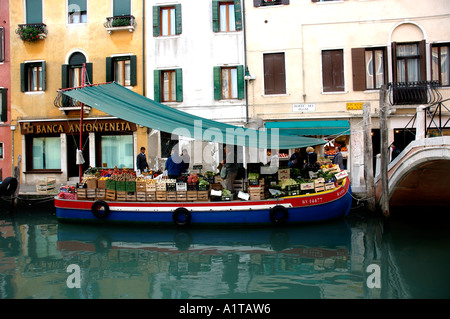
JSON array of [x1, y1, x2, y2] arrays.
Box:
[[106, 57, 113, 82], [26, 0, 42, 24], [113, 0, 131, 16], [41, 61, 46, 91], [175, 4, 182, 35], [130, 55, 137, 86], [61, 64, 69, 88], [176, 68, 183, 102], [237, 65, 244, 99], [84, 62, 93, 85], [154, 70, 161, 102], [68, 0, 87, 12], [234, 0, 242, 31], [20, 63, 27, 92], [212, 1, 219, 32], [153, 6, 161, 37], [0, 88, 7, 122], [213, 66, 222, 100]]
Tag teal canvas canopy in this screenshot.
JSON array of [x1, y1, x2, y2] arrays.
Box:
[[265, 120, 350, 137], [61, 82, 325, 149]]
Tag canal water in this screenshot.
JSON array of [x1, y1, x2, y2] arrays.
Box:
[[1, 197, 449, 301]]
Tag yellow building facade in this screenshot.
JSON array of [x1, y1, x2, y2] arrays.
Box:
[[10, 0, 144, 186]]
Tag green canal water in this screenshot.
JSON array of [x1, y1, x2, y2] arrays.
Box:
[[1, 198, 449, 301]]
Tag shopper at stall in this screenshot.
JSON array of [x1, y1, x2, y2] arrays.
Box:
[[165, 148, 185, 179], [181, 148, 190, 172], [332, 146, 344, 169], [136, 147, 149, 173], [304, 146, 318, 171], [288, 148, 304, 170]]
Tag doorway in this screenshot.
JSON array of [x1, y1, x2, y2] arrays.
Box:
[[67, 134, 90, 180]]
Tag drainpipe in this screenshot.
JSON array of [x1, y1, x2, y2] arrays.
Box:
[[142, 0, 146, 97], [242, 0, 249, 124]]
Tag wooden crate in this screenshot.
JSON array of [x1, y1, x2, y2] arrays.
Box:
[[136, 191, 146, 201], [156, 182, 166, 191], [233, 179, 245, 191], [96, 188, 106, 199], [166, 191, 177, 201], [146, 191, 156, 201], [214, 176, 223, 183], [176, 191, 187, 201], [116, 191, 127, 201], [77, 188, 87, 199], [300, 182, 314, 191], [278, 168, 290, 180], [136, 182, 146, 192], [156, 191, 167, 201], [85, 178, 98, 189], [325, 182, 335, 190], [197, 190, 209, 201], [315, 186, 325, 193], [176, 182, 187, 192], [97, 179, 107, 189], [146, 183, 156, 192], [187, 191, 198, 201], [126, 192, 137, 201], [106, 190, 116, 201], [87, 188, 96, 199]]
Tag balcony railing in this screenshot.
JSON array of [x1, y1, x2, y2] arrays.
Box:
[[103, 15, 136, 34], [16, 23, 47, 42], [54, 90, 91, 114], [388, 81, 442, 106]]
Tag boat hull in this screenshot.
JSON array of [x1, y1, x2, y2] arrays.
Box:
[[55, 178, 352, 226]]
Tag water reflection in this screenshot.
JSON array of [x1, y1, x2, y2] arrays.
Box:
[[1, 202, 449, 299]]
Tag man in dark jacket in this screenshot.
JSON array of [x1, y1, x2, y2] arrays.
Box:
[[332, 146, 344, 169], [136, 147, 149, 172]]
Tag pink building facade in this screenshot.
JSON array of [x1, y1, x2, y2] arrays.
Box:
[[0, 0, 12, 180]]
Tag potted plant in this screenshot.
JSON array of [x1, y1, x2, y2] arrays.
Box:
[[112, 17, 131, 27], [16, 25, 46, 42]]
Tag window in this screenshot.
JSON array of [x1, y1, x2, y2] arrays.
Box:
[[0, 88, 7, 122], [154, 69, 183, 103], [29, 137, 61, 170], [26, 0, 43, 24], [351, 47, 387, 91], [20, 62, 46, 92], [214, 66, 244, 100], [431, 43, 450, 87], [0, 143, 3, 159], [106, 56, 137, 86], [101, 135, 133, 168], [113, 0, 131, 16], [392, 41, 426, 83], [212, 1, 242, 32], [322, 49, 345, 92], [263, 53, 286, 95], [61, 52, 92, 89], [153, 4, 182, 37], [254, 0, 289, 7], [68, 0, 87, 24], [0, 27, 4, 62]]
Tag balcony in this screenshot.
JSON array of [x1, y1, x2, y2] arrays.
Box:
[[104, 15, 137, 34], [389, 81, 442, 106], [54, 91, 91, 115], [16, 23, 47, 42]]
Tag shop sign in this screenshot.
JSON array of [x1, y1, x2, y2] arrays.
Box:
[[293, 104, 315, 112], [346, 102, 363, 110], [20, 119, 137, 135]]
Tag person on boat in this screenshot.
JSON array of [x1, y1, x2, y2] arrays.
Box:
[[288, 148, 304, 170], [181, 148, 190, 172], [222, 145, 238, 190], [136, 147, 149, 173], [304, 146, 319, 172], [165, 148, 185, 179], [332, 146, 344, 169]]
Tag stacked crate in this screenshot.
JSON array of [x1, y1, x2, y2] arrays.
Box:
[[36, 177, 57, 194]]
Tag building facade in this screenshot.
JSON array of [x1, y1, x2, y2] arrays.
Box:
[[10, 0, 144, 186], [0, 0, 12, 181]]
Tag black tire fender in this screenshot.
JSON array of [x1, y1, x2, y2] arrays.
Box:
[[91, 200, 110, 218], [1, 177, 18, 196], [172, 207, 192, 226], [269, 205, 289, 224]]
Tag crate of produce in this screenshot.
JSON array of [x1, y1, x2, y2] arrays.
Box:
[[233, 179, 245, 192], [136, 182, 146, 192], [97, 178, 107, 189], [187, 191, 198, 201], [315, 185, 325, 193], [136, 191, 146, 202], [116, 181, 126, 191], [156, 191, 167, 201], [278, 168, 290, 180], [176, 182, 187, 192], [300, 182, 314, 191], [166, 182, 177, 192], [76, 188, 87, 199], [210, 183, 223, 191], [87, 188, 96, 199], [146, 182, 156, 192], [126, 192, 136, 201], [176, 191, 187, 201], [126, 181, 136, 192], [325, 182, 336, 190], [96, 188, 106, 199], [156, 181, 166, 191], [38, 177, 56, 187], [106, 190, 116, 201], [334, 170, 348, 182], [146, 191, 156, 201], [85, 178, 98, 189], [116, 191, 127, 201], [166, 191, 177, 201], [197, 190, 209, 201], [187, 183, 198, 191], [106, 179, 116, 190]]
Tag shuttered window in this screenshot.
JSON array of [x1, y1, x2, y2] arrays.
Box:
[[213, 66, 244, 100], [154, 69, 183, 103], [0, 88, 7, 122], [106, 55, 137, 86], [20, 62, 46, 92], [431, 43, 450, 87], [263, 53, 286, 95], [113, 0, 131, 16], [68, 0, 87, 23], [0, 27, 4, 63], [153, 4, 182, 37], [253, 0, 289, 7], [322, 49, 345, 92], [26, 0, 43, 24], [352, 47, 387, 91], [212, 1, 242, 32], [392, 41, 426, 83]]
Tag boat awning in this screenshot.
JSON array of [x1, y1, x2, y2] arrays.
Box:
[[60, 82, 326, 149], [265, 120, 350, 137]]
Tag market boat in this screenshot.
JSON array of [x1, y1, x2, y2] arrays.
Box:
[[54, 176, 352, 226]]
